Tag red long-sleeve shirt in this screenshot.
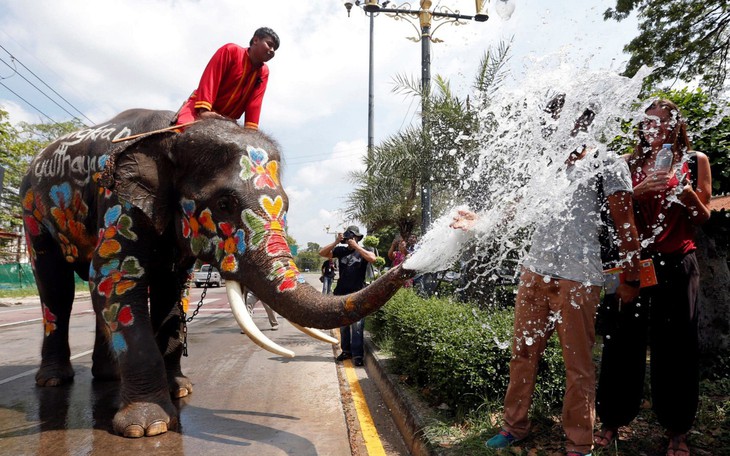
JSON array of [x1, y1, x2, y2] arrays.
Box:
[[176, 43, 269, 129]]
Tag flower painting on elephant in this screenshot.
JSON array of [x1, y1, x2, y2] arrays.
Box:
[[239, 145, 280, 190], [180, 199, 217, 256]]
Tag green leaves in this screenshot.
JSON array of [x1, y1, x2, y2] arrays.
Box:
[[370, 290, 566, 414], [0, 111, 81, 242], [606, 0, 730, 94]]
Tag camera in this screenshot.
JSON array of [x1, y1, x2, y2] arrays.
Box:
[[341, 230, 355, 244]]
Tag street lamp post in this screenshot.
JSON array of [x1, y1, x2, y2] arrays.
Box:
[[346, 0, 499, 235]]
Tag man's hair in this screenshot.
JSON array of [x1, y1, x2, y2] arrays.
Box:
[[250, 27, 280, 50]]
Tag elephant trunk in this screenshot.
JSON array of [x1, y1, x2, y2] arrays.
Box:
[[233, 264, 415, 330]]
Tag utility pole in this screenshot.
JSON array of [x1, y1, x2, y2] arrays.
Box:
[[345, 0, 499, 234]]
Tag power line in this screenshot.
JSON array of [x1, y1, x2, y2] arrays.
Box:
[[0, 56, 84, 124], [0, 43, 93, 125], [0, 80, 58, 125], [285, 144, 368, 161], [285, 149, 367, 166]]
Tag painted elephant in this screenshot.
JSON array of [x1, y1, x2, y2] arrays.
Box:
[[20, 109, 413, 438]]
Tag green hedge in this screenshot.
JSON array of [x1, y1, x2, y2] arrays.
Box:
[[370, 289, 566, 415]]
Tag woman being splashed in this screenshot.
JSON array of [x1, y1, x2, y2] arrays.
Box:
[[595, 100, 712, 456], [452, 96, 643, 456]]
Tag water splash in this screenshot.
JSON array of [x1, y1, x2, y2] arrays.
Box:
[[407, 60, 654, 282], [401, 59, 657, 350]]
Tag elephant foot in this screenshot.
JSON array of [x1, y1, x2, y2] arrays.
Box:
[[112, 401, 178, 438], [168, 374, 193, 398], [35, 362, 74, 387]]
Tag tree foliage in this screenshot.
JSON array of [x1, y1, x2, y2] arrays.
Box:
[[0, 111, 82, 261], [605, 0, 730, 94], [608, 88, 730, 193]]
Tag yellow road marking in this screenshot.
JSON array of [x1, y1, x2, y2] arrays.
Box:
[[343, 359, 387, 456]]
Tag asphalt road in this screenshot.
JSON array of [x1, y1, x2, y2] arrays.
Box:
[[0, 273, 409, 455]]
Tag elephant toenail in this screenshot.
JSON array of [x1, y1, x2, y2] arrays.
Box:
[[146, 420, 168, 436], [124, 424, 145, 438], [174, 387, 190, 398]]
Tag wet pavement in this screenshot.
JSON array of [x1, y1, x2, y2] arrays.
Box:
[[0, 274, 410, 455]]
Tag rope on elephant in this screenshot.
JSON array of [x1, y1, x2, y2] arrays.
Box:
[[98, 121, 197, 190]]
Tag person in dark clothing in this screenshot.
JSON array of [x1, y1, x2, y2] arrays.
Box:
[[595, 99, 712, 456], [320, 258, 336, 294], [319, 225, 376, 367]]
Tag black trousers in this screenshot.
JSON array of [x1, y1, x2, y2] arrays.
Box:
[[596, 251, 700, 434]]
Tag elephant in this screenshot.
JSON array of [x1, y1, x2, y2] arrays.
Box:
[[20, 109, 413, 438]]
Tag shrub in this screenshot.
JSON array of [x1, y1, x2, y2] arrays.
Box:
[[370, 289, 566, 416]]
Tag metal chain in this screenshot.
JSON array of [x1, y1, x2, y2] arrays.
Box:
[[179, 267, 212, 356]]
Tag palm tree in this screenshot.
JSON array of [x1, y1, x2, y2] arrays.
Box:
[[346, 40, 512, 239]]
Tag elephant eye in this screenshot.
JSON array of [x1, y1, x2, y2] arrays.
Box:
[[216, 195, 237, 214]]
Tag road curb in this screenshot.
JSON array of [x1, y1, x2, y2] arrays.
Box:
[[364, 333, 444, 456]]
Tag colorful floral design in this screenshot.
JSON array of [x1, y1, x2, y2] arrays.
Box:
[[267, 259, 304, 292], [22, 189, 45, 237], [180, 199, 216, 255], [58, 233, 78, 260], [48, 182, 93, 261], [22, 190, 46, 265], [181, 296, 190, 314], [96, 257, 144, 298], [41, 303, 57, 336], [96, 205, 137, 259], [102, 302, 135, 353], [239, 145, 280, 190], [215, 222, 246, 272], [242, 195, 290, 256], [92, 155, 112, 198]]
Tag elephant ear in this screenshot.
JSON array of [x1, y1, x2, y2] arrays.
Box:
[[108, 137, 175, 234]]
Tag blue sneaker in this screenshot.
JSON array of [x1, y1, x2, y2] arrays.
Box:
[[485, 429, 519, 448]]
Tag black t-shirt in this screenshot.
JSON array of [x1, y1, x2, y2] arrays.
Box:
[[332, 245, 372, 295], [322, 260, 336, 278]]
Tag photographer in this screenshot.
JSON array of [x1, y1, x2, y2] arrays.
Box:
[[319, 225, 376, 366]]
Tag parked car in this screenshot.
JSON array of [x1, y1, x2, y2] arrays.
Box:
[[194, 264, 222, 288]]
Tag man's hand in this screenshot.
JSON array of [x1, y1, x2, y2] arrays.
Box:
[[197, 109, 234, 122]]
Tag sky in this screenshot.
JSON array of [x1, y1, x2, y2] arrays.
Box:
[[0, 0, 638, 247]]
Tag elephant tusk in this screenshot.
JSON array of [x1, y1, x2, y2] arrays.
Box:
[[226, 281, 295, 358], [290, 323, 339, 345]]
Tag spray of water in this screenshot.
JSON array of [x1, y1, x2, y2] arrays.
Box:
[[405, 60, 653, 277]]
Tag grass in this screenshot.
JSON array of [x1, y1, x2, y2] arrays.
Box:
[[0, 282, 89, 299], [410, 378, 728, 456]]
